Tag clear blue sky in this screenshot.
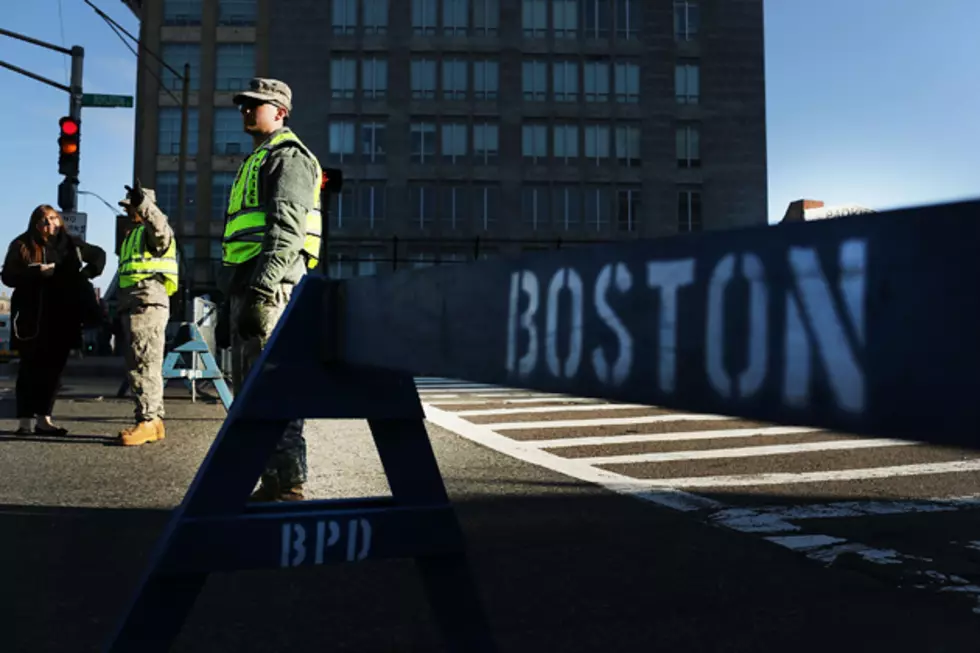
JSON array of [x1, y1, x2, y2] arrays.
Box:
[[0, 0, 977, 294]]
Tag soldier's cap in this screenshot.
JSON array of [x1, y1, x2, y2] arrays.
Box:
[[233, 77, 292, 115], [118, 187, 156, 208]]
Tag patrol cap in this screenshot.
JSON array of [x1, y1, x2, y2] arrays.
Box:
[[233, 77, 292, 115], [118, 187, 157, 208]]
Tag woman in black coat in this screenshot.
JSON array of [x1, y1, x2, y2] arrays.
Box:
[[1, 204, 106, 435]]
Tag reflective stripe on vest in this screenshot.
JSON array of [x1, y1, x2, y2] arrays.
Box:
[[222, 130, 323, 270], [118, 224, 179, 296]]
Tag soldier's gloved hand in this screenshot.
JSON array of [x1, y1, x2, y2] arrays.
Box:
[[237, 287, 274, 340], [124, 178, 146, 209]]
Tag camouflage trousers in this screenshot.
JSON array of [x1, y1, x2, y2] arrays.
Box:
[[122, 305, 170, 422], [230, 283, 307, 488]]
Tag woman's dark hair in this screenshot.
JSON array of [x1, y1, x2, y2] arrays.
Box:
[[23, 204, 64, 263]]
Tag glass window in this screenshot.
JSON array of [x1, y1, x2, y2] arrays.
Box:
[[522, 0, 547, 37], [522, 60, 547, 101], [160, 44, 201, 91], [554, 61, 579, 102], [584, 61, 609, 102], [411, 59, 437, 99], [521, 186, 551, 230], [211, 172, 236, 219], [409, 185, 436, 227], [473, 123, 499, 165], [332, 0, 357, 34], [443, 59, 468, 100], [215, 44, 255, 92], [678, 188, 702, 232], [553, 0, 578, 39], [218, 0, 256, 26], [155, 171, 197, 222], [474, 60, 499, 100], [674, 0, 699, 41], [615, 124, 641, 167], [441, 123, 468, 163], [522, 124, 547, 163], [358, 185, 386, 228], [443, 0, 468, 35], [412, 0, 437, 35], [617, 188, 641, 232], [584, 186, 611, 231], [410, 123, 437, 163], [676, 124, 700, 168], [614, 61, 640, 103], [473, 185, 500, 231], [157, 107, 199, 155], [584, 124, 611, 163], [616, 0, 641, 40], [552, 186, 581, 230], [675, 62, 699, 104], [163, 0, 202, 26], [473, 0, 499, 35], [553, 123, 579, 163], [440, 186, 468, 230], [363, 0, 388, 34], [584, 0, 611, 38], [361, 122, 386, 163], [212, 108, 251, 155], [331, 58, 357, 98], [362, 57, 387, 99], [328, 121, 356, 164]]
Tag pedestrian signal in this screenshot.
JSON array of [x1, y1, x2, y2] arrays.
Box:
[[58, 117, 81, 177]]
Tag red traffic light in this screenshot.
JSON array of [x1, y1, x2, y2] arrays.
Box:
[[60, 117, 79, 136]]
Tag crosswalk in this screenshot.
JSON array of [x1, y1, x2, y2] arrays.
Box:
[[415, 377, 980, 614]]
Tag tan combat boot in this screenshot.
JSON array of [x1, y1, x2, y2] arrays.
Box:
[[118, 418, 165, 446]]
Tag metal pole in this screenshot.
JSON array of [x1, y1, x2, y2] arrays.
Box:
[[176, 62, 190, 318], [62, 45, 84, 214]]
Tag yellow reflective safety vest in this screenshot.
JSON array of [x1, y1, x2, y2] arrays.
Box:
[[222, 130, 323, 270], [118, 224, 179, 296]]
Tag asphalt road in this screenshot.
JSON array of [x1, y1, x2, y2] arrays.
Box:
[[1, 377, 980, 652]]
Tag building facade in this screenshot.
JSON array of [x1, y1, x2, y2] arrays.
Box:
[[124, 0, 767, 296]]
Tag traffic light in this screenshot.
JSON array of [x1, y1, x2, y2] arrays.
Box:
[[321, 167, 344, 194], [58, 116, 80, 177]]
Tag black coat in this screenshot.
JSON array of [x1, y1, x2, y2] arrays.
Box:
[[1, 229, 106, 352]]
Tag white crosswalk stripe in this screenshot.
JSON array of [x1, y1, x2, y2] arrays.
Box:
[[415, 376, 980, 614]]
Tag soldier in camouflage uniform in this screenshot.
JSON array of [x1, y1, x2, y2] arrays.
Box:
[[221, 78, 324, 502], [116, 181, 179, 446]]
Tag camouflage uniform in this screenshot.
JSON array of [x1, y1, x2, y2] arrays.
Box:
[[117, 188, 176, 446], [222, 78, 321, 500]]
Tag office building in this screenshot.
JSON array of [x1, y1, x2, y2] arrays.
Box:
[[122, 0, 767, 296]]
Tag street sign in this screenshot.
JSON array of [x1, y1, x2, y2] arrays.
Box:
[[62, 211, 87, 240], [81, 93, 133, 108]]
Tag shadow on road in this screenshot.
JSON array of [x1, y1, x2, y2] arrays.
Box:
[[2, 487, 980, 653]]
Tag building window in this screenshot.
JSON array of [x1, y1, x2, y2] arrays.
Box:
[[615, 124, 641, 167], [413, 0, 437, 35], [676, 124, 700, 168], [444, 0, 468, 35], [584, 61, 609, 102], [327, 251, 356, 279], [215, 44, 255, 92], [473, 0, 499, 35], [553, 0, 578, 39], [474, 60, 499, 100], [211, 172, 236, 220], [440, 186, 468, 230], [332, 0, 357, 34], [443, 59, 468, 100], [614, 61, 640, 103], [218, 0, 256, 26], [409, 185, 436, 228], [674, 0, 699, 41], [160, 44, 201, 91], [617, 188, 641, 232], [410, 122, 437, 163], [411, 59, 437, 99], [363, 0, 388, 34], [553, 186, 581, 230], [522, 124, 547, 163], [554, 61, 579, 102], [473, 186, 500, 231], [522, 60, 547, 101], [678, 188, 702, 232], [362, 58, 387, 99], [157, 107, 199, 155], [328, 121, 356, 164], [584, 187, 611, 231], [616, 0, 640, 40], [473, 123, 499, 165], [361, 122, 386, 163], [358, 185, 386, 228], [155, 171, 197, 222], [522, 0, 547, 37], [521, 186, 550, 230], [675, 62, 699, 104], [163, 0, 201, 25], [331, 186, 355, 229], [441, 123, 468, 163], [213, 108, 251, 155], [553, 123, 579, 164], [331, 58, 356, 99], [584, 125, 611, 164], [584, 0, 611, 38]]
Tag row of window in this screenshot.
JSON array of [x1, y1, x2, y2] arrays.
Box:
[[156, 171, 703, 240], [330, 0, 699, 42], [162, 0, 700, 44], [163, 0, 256, 26], [157, 111, 700, 169]]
